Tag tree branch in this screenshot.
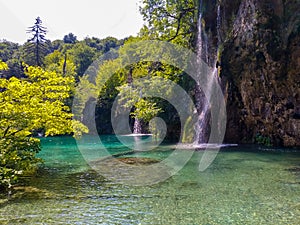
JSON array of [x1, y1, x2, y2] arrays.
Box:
[[2, 126, 10, 138], [165, 7, 195, 42]]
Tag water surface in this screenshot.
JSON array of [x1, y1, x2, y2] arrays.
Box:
[[0, 135, 299, 224]]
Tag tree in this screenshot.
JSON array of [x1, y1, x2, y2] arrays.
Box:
[[50, 39, 65, 52], [100, 36, 120, 53], [0, 60, 87, 190], [26, 17, 48, 66], [0, 41, 24, 79], [44, 50, 76, 78], [84, 36, 124, 53], [63, 33, 77, 44], [0, 40, 19, 62], [139, 0, 197, 48], [87, 37, 184, 134], [67, 42, 96, 78], [84, 37, 103, 51], [0, 60, 8, 70], [4, 58, 25, 79]]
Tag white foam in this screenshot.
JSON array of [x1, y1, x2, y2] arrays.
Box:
[[120, 134, 153, 137], [176, 143, 238, 149]]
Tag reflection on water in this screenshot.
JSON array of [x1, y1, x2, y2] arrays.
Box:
[[0, 136, 299, 224]]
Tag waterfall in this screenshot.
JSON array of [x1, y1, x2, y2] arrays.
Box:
[[133, 117, 142, 134], [217, 3, 222, 45], [133, 90, 143, 134], [194, 0, 220, 144], [127, 66, 143, 134]]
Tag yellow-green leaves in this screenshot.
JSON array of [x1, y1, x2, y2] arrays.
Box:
[[131, 98, 162, 122], [0, 60, 8, 71], [44, 50, 77, 78], [0, 65, 82, 138], [0, 63, 88, 189]]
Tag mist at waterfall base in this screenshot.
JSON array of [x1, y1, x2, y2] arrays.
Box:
[[0, 135, 299, 224]]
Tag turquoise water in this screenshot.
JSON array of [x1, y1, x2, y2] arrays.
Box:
[[0, 135, 299, 224]]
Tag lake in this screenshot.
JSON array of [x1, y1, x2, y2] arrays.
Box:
[[0, 135, 299, 224]]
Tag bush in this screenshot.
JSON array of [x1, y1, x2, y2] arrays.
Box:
[[0, 136, 42, 189]]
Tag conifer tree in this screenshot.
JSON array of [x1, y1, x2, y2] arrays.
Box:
[[26, 17, 48, 66]]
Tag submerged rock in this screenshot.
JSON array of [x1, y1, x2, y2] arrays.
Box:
[[116, 157, 161, 165], [90, 157, 171, 185], [10, 186, 56, 199]]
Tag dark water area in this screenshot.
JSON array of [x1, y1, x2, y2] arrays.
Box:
[[0, 135, 299, 224]]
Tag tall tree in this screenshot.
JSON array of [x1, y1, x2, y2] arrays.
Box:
[[0, 60, 87, 190], [26, 17, 48, 66]]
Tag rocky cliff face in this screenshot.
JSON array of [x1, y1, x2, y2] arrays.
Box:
[[220, 0, 300, 146]]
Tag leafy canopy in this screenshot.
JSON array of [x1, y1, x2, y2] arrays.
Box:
[[0, 60, 87, 189]]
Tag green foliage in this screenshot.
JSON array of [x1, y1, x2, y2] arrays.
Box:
[[0, 61, 87, 189], [84, 36, 124, 53], [0, 136, 41, 189], [67, 42, 96, 78], [0, 41, 24, 79], [117, 82, 163, 123], [139, 0, 197, 48], [0, 41, 19, 62], [44, 50, 77, 78], [119, 37, 184, 81], [132, 99, 162, 122], [63, 33, 77, 44], [255, 133, 272, 147], [50, 39, 65, 52], [25, 17, 49, 66], [87, 37, 187, 134], [4, 58, 25, 79]]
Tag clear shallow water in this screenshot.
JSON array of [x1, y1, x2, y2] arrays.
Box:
[[0, 135, 299, 224]]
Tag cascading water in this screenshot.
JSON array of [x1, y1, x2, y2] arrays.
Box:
[[133, 117, 142, 134], [194, 0, 221, 145], [127, 67, 143, 135], [217, 3, 222, 46], [133, 90, 143, 134]]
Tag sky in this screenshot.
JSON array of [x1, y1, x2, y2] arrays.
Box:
[[0, 0, 144, 44]]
